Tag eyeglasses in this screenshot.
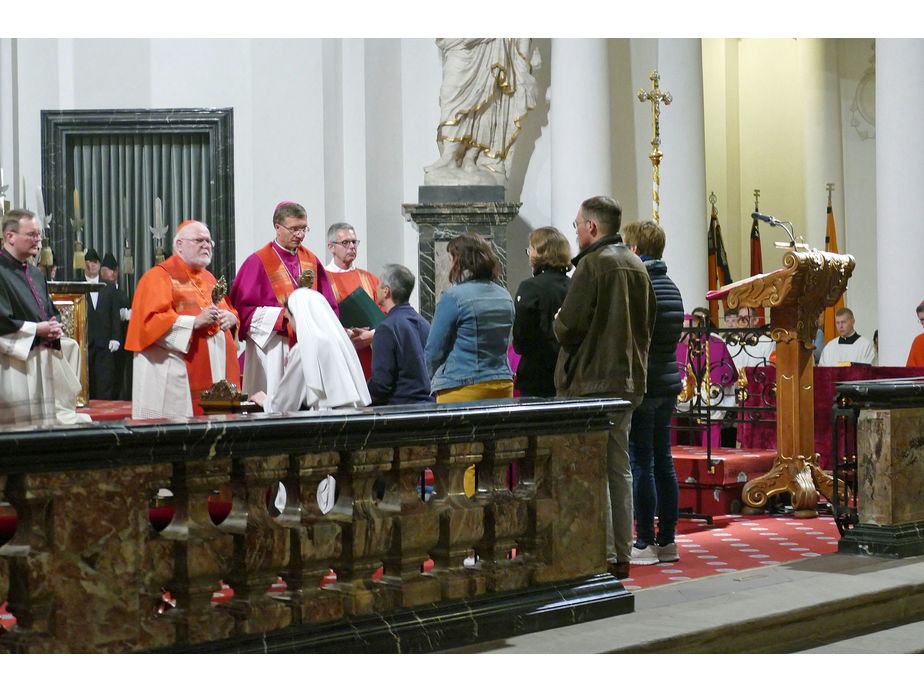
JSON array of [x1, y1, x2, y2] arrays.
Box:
[[524, 247, 535, 257], [16, 232, 42, 241], [278, 224, 308, 235], [182, 237, 214, 248], [331, 239, 359, 248], [572, 219, 586, 230]]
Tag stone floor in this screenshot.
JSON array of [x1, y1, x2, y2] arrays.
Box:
[[444, 551, 924, 653]]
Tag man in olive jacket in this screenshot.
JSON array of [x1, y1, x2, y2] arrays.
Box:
[[553, 196, 656, 579]]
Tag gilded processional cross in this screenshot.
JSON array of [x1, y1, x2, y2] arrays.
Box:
[[637, 70, 672, 222]]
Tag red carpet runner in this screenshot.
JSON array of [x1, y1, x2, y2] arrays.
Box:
[[622, 513, 839, 590]]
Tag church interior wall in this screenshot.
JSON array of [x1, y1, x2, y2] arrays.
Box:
[[702, 38, 736, 272], [874, 40, 924, 366], [653, 38, 709, 313], [0, 37, 885, 336], [502, 39, 552, 294], [365, 39, 419, 305], [738, 39, 808, 260], [320, 38, 349, 260], [398, 39, 442, 305], [624, 38, 656, 227], [837, 39, 878, 344], [701, 38, 879, 340]]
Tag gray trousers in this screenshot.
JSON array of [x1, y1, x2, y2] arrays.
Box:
[[605, 396, 642, 564]]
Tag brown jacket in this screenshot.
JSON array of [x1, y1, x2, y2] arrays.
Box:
[[553, 234, 656, 398]]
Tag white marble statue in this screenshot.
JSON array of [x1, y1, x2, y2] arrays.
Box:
[[424, 38, 540, 187]]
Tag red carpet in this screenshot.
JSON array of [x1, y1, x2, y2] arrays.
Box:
[[622, 513, 839, 591], [83, 399, 132, 421]]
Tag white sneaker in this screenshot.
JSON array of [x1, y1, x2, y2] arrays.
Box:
[[656, 542, 679, 562], [629, 544, 659, 565]]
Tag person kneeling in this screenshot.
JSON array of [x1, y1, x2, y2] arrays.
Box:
[[251, 287, 370, 413]]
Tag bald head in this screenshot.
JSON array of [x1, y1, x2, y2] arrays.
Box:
[[174, 220, 214, 269]]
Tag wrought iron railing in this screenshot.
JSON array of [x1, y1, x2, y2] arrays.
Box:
[[673, 323, 777, 461]]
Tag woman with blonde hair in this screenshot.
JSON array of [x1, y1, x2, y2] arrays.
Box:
[[512, 226, 572, 397]]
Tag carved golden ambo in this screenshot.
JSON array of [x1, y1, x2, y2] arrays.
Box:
[[717, 247, 855, 515]]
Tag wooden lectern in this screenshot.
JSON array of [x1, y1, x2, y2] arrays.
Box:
[[707, 248, 855, 517]]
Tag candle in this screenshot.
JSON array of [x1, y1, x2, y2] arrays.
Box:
[[36, 186, 47, 230], [154, 197, 163, 229], [73, 188, 80, 218]]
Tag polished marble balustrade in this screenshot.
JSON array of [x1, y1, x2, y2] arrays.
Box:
[[0, 397, 632, 653]]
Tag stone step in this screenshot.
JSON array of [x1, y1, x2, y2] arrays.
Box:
[[798, 620, 924, 653], [445, 553, 924, 653]]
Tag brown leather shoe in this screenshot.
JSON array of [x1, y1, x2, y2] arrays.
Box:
[[607, 561, 630, 580]]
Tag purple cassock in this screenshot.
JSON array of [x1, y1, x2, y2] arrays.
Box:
[[676, 334, 737, 388], [230, 241, 339, 341]]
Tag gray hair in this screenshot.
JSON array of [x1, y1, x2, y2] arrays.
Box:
[[379, 263, 415, 304], [327, 222, 354, 244]]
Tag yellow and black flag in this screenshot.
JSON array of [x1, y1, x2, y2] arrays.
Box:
[[823, 190, 846, 343], [749, 203, 765, 324]]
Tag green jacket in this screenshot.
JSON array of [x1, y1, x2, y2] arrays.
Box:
[[553, 234, 656, 398]]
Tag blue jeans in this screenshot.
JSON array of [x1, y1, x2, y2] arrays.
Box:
[[629, 395, 679, 547]]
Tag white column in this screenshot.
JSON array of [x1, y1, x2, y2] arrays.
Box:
[[549, 39, 611, 255], [876, 39, 924, 366], [657, 39, 708, 314]]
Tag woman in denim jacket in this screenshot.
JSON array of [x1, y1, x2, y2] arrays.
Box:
[[425, 232, 515, 403]]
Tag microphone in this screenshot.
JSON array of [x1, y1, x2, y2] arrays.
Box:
[[751, 212, 780, 226], [751, 211, 796, 247]]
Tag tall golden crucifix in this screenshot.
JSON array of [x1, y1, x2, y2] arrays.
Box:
[[637, 70, 672, 222]]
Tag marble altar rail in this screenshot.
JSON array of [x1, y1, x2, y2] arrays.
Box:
[[0, 397, 632, 653]]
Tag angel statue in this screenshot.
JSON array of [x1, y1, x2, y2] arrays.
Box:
[[424, 38, 540, 187]]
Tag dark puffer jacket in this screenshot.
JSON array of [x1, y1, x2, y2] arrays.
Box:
[[642, 257, 684, 397]]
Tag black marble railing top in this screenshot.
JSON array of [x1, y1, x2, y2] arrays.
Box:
[[834, 376, 924, 409], [0, 396, 628, 475]]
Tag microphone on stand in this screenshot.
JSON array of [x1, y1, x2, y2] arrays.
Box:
[[751, 211, 797, 247]]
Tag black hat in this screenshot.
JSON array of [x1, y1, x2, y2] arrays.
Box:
[[84, 248, 101, 263], [102, 252, 118, 270]]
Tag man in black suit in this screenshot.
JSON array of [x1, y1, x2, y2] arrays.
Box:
[[100, 251, 132, 400], [84, 248, 121, 400]]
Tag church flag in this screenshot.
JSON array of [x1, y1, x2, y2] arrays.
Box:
[[823, 193, 845, 344], [749, 207, 765, 323], [707, 204, 733, 325]]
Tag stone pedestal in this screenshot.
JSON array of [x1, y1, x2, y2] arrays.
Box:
[[835, 377, 924, 557], [402, 186, 521, 321]]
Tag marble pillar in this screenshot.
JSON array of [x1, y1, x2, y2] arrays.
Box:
[[403, 186, 520, 321], [656, 39, 709, 309], [876, 39, 924, 366], [549, 38, 611, 255]]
